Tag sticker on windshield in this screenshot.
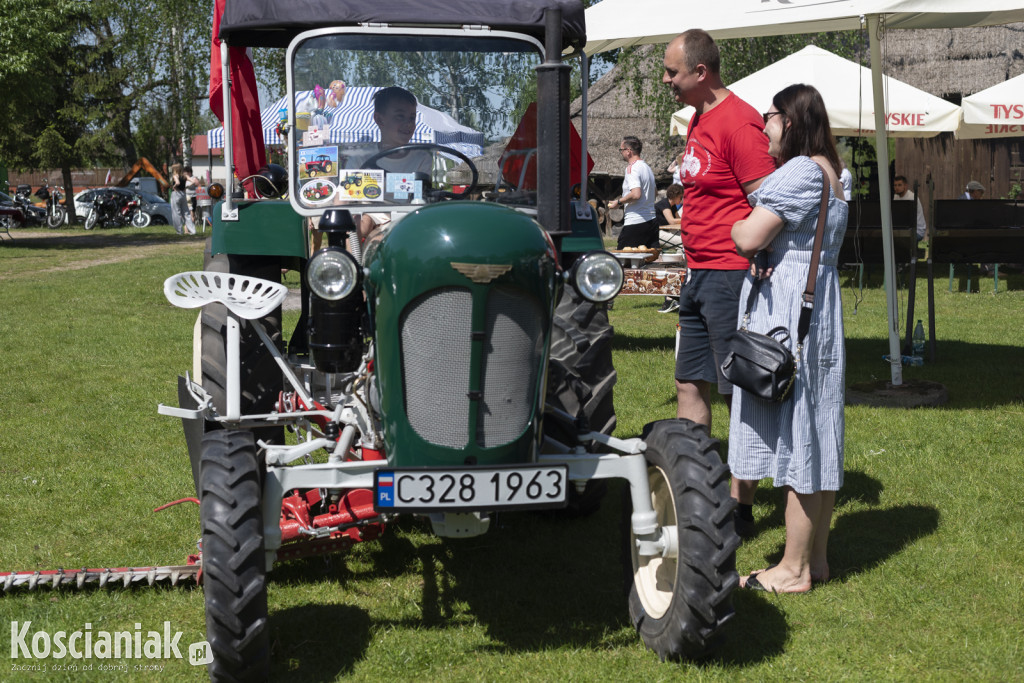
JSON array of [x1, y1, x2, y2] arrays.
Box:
[[300, 179, 337, 205], [385, 174, 423, 201], [338, 170, 385, 201], [298, 146, 339, 182]]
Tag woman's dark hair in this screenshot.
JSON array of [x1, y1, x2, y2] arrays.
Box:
[[773, 84, 842, 176], [666, 183, 684, 200]]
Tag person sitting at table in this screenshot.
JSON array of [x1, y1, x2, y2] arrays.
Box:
[[655, 184, 685, 314], [655, 183, 684, 246], [960, 180, 985, 200]]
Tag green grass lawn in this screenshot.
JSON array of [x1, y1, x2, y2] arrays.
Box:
[[1, 231, 1022, 681]]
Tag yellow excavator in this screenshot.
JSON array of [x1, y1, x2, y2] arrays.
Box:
[[115, 157, 169, 194]]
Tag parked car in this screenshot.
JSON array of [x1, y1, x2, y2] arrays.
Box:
[[0, 190, 25, 230], [72, 187, 173, 226], [2, 187, 47, 226], [128, 177, 162, 195]]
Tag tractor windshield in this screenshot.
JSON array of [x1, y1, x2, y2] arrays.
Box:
[[288, 30, 543, 216]]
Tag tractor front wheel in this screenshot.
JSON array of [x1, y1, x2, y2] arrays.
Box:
[[628, 419, 740, 661], [199, 429, 270, 682]]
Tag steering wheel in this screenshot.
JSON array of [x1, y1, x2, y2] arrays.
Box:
[[362, 142, 479, 201]]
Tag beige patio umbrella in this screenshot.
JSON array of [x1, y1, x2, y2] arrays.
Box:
[[956, 72, 1024, 138], [669, 46, 961, 138]]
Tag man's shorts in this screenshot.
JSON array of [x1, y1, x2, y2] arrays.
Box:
[[617, 219, 659, 249], [675, 268, 746, 394]]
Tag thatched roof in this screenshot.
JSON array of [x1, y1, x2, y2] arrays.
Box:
[[571, 45, 680, 184], [882, 23, 1024, 99]]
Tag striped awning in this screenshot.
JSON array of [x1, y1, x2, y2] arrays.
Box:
[[207, 86, 485, 158]]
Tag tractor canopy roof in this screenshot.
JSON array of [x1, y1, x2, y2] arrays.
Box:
[[218, 0, 586, 51]]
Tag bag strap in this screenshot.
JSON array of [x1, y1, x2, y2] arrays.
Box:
[[743, 162, 830, 347]]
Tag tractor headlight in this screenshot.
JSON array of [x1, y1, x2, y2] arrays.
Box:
[[569, 251, 623, 303], [307, 247, 360, 301]]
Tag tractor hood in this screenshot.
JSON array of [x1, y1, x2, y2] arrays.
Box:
[[363, 202, 561, 467]]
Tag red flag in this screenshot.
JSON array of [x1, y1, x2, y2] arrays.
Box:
[[209, 0, 266, 195], [500, 103, 593, 191]]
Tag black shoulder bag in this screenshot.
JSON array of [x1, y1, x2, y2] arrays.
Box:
[[720, 164, 830, 402]]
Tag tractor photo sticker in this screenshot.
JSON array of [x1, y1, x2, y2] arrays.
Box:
[[305, 154, 334, 177], [298, 145, 339, 181]]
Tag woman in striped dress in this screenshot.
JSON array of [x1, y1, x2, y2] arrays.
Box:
[[728, 84, 848, 593]]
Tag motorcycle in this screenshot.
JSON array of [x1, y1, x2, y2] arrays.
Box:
[[35, 182, 67, 229], [6, 183, 46, 227], [84, 190, 151, 230]]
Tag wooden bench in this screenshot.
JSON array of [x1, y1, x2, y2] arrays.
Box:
[[931, 200, 1024, 293], [838, 200, 919, 267]]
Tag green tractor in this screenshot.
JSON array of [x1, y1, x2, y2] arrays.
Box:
[[160, 1, 738, 678]]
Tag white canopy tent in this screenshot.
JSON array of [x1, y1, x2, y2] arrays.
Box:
[[956, 72, 1024, 139], [669, 46, 961, 138], [584, 0, 1024, 385]]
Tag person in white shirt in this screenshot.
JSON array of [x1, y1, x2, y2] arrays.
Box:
[[839, 160, 853, 201], [893, 175, 927, 241], [607, 136, 657, 249]]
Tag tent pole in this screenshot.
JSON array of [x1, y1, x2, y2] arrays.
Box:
[[580, 51, 589, 204], [868, 14, 903, 386]]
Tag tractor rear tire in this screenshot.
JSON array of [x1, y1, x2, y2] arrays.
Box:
[[546, 287, 617, 436], [628, 419, 740, 661], [187, 246, 284, 493], [544, 286, 617, 515], [200, 249, 284, 436], [199, 429, 270, 683]]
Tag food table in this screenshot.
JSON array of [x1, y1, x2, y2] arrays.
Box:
[[611, 250, 687, 296]]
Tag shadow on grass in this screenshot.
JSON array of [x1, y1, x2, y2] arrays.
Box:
[[845, 337, 1024, 407], [8, 230, 187, 251], [748, 469, 886, 534], [418, 491, 633, 652], [757, 503, 939, 583], [269, 603, 371, 681], [267, 516, 431, 588], [612, 331, 675, 352], [709, 592, 789, 666], [262, 485, 792, 666], [613, 334, 1024, 407]]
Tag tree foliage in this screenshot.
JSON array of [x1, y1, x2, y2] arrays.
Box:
[[614, 31, 869, 147], [0, 0, 212, 187]]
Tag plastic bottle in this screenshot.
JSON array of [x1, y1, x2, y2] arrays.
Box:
[[296, 92, 315, 131], [913, 319, 926, 355], [883, 354, 924, 367]]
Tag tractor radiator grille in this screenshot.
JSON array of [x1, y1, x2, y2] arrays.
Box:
[[401, 287, 472, 448], [478, 287, 543, 447], [400, 285, 543, 450]]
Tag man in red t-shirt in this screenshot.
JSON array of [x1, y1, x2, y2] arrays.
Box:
[[663, 29, 775, 535]]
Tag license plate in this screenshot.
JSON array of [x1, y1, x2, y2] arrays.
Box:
[[374, 465, 568, 512]]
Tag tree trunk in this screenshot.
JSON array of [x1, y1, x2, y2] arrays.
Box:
[[62, 165, 77, 224]]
